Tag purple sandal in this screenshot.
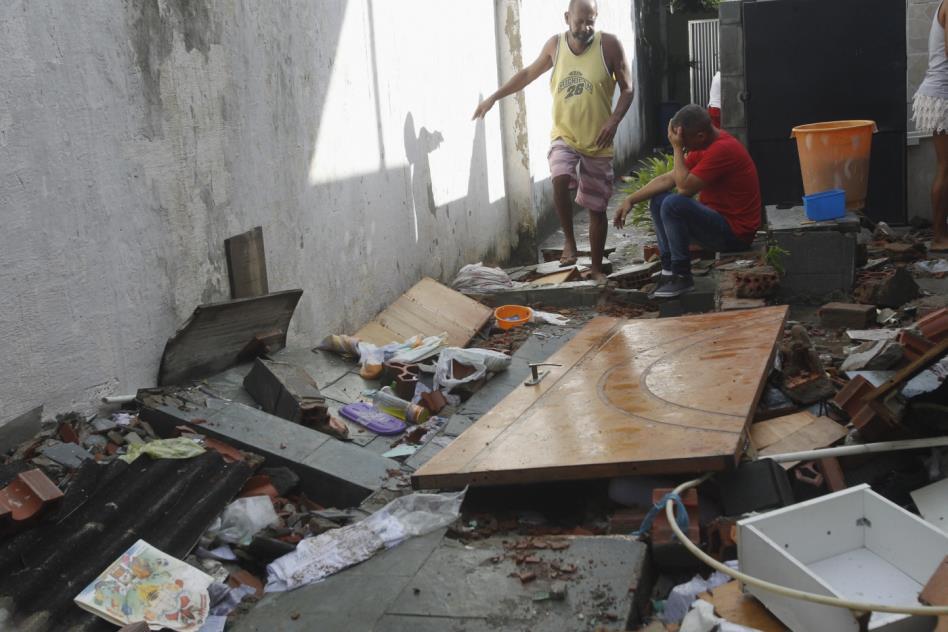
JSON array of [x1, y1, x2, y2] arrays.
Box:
[[339, 402, 406, 435]]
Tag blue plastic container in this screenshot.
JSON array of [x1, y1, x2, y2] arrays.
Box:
[[803, 189, 846, 221]]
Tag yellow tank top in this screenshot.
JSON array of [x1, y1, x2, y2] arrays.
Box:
[[550, 32, 617, 158]]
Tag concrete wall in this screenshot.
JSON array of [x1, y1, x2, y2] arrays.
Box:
[[0, 0, 647, 419]]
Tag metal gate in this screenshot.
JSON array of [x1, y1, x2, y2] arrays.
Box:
[[688, 18, 719, 105]]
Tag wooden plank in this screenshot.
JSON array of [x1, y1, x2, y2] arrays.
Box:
[[751, 412, 849, 469], [920, 555, 948, 632], [920, 556, 948, 606], [224, 226, 269, 299], [158, 290, 303, 386], [355, 277, 492, 348], [531, 268, 579, 285], [698, 581, 788, 632], [413, 306, 788, 488]]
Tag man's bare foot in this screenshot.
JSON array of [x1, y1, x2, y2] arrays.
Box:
[[588, 270, 607, 283], [559, 244, 579, 267]]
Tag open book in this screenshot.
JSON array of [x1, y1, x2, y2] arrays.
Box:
[[74, 539, 213, 632]]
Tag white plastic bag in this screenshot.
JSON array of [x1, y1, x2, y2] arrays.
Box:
[[265, 490, 464, 592], [209, 496, 280, 546], [662, 564, 736, 624], [433, 347, 512, 393], [532, 310, 571, 326], [452, 263, 521, 293]]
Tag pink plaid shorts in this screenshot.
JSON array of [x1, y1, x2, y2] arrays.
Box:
[[548, 139, 615, 213]]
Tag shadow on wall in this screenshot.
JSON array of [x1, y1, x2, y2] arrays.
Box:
[[404, 112, 444, 237]]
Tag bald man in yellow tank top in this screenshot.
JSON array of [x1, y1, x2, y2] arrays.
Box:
[[473, 0, 634, 280]]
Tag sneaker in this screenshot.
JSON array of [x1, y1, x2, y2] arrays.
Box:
[[651, 274, 695, 298], [650, 269, 673, 282]]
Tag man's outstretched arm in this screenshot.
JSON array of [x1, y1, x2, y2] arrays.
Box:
[[472, 36, 557, 120], [596, 34, 635, 148]]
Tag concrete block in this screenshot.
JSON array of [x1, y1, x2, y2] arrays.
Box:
[[853, 268, 920, 308], [40, 443, 93, 469], [607, 288, 651, 305], [141, 397, 397, 507], [243, 358, 330, 428], [718, 0, 743, 25], [658, 276, 716, 317], [470, 281, 603, 308], [0, 406, 43, 455], [818, 303, 877, 330], [719, 23, 745, 75], [771, 231, 856, 298]]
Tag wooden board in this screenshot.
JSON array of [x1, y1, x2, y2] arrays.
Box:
[[224, 226, 269, 299], [413, 306, 788, 488], [750, 411, 848, 468], [699, 581, 788, 631], [531, 267, 579, 285], [158, 290, 303, 386], [355, 277, 493, 348]]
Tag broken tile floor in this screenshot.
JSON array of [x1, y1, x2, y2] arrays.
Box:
[[4, 190, 948, 632]]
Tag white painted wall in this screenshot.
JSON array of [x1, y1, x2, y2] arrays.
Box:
[[0, 0, 645, 419]]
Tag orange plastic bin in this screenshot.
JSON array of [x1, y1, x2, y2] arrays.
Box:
[[790, 120, 877, 212]]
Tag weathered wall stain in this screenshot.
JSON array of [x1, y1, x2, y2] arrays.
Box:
[[127, 0, 173, 138], [165, 0, 216, 56]]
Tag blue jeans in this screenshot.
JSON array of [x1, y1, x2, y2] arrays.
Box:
[[649, 192, 750, 276]]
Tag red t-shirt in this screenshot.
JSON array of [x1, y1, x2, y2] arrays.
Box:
[[684, 131, 762, 243]]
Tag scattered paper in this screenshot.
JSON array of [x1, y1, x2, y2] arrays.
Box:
[[845, 329, 899, 342]]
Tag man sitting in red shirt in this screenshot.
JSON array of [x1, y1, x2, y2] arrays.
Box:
[[614, 105, 762, 297]]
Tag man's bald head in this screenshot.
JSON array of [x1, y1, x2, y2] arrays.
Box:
[[565, 0, 597, 46], [569, 0, 597, 12]]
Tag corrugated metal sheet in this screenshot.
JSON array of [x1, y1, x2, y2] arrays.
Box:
[[0, 451, 252, 632], [689, 18, 720, 105]]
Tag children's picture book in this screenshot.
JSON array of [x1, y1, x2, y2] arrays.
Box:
[[74, 539, 213, 632]]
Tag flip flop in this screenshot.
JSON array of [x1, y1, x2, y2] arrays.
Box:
[[339, 402, 406, 435]]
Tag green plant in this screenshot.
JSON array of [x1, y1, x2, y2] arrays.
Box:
[[764, 245, 790, 276], [617, 153, 676, 230]]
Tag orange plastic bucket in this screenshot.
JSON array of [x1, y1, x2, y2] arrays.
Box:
[[494, 305, 533, 330], [790, 120, 877, 211]]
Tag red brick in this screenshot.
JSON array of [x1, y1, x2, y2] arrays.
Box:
[[650, 487, 700, 546], [917, 308, 948, 343], [899, 330, 934, 362], [0, 469, 63, 533], [831, 375, 875, 417]]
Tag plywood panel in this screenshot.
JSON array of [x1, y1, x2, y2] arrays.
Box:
[[413, 306, 788, 488], [355, 277, 493, 348], [751, 411, 848, 468]]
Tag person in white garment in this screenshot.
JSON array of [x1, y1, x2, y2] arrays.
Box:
[[707, 71, 721, 128], [913, 1, 948, 252]]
